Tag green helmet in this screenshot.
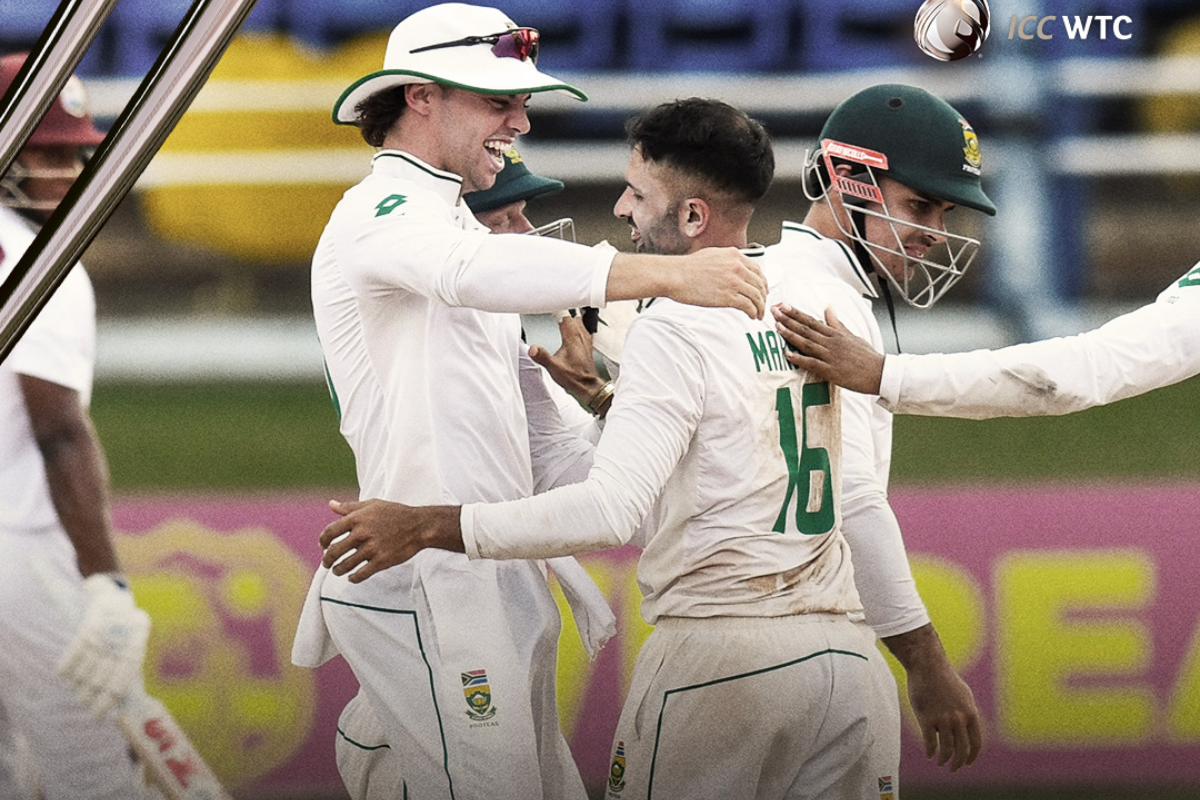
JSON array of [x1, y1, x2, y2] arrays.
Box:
[[805, 84, 995, 309], [817, 83, 994, 215]]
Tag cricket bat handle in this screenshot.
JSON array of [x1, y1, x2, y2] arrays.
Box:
[[117, 690, 235, 800]]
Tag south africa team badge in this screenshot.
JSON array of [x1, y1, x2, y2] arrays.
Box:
[[462, 669, 496, 721], [607, 741, 627, 795]]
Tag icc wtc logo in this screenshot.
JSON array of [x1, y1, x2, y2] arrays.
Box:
[[914, 0, 991, 61]]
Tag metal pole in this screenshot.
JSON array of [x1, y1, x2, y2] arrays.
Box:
[[0, 0, 118, 180], [0, 0, 259, 363]]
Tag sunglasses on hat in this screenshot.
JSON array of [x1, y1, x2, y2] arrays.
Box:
[[410, 27, 540, 64]]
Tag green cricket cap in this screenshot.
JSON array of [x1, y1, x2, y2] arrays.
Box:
[[463, 147, 564, 213]]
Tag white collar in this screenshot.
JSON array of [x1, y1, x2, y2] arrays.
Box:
[[777, 221, 877, 299], [371, 149, 464, 207]]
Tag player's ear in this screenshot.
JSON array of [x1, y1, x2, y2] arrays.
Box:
[[405, 83, 439, 116], [678, 196, 709, 240]]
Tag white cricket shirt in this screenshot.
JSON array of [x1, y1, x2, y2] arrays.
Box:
[[463, 248, 864, 623], [311, 150, 613, 504], [879, 262, 1200, 418], [765, 222, 931, 638], [0, 206, 95, 534]]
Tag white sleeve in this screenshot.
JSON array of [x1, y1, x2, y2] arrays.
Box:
[[833, 300, 929, 638], [461, 315, 702, 560], [338, 195, 612, 313], [881, 275, 1200, 418], [519, 348, 595, 493], [6, 264, 95, 396], [543, 369, 602, 446]]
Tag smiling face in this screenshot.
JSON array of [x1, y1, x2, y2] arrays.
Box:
[[612, 146, 690, 256], [430, 86, 531, 194], [859, 176, 954, 282], [825, 169, 955, 281]]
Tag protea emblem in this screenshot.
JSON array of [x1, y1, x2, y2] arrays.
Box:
[[462, 669, 496, 721]]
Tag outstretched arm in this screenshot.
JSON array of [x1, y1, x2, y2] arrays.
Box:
[[610, 247, 768, 319], [322, 314, 702, 582], [772, 304, 885, 394]]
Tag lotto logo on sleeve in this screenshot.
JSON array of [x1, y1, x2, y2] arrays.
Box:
[[462, 669, 497, 722], [375, 194, 408, 217]]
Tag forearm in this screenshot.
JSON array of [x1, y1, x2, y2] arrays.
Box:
[[366, 229, 615, 313], [521, 350, 596, 492], [468, 321, 698, 561], [606, 253, 679, 303], [420, 506, 468, 554], [881, 622, 950, 672], [841, 490, 930, 638], [882, 297, 1200, 418], [40, 421, 120, 576], [463, 470, 643, 560]]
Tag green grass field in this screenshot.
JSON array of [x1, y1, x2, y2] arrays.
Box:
[[91, 372, 1200, 492], [92, 380, 357, 492]]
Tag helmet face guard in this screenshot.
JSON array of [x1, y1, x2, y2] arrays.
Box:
[[805, 139, 981, 310], [1, 154, 88, 212], [0, 60, 103, 215], [527, 217, 575, 241]]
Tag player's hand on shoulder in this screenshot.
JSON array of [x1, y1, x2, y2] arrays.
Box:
[[773, 304, 885, 394], [674, 246, 768, 320], [57, 573, 151, 719], [321, 498, 465, 583]]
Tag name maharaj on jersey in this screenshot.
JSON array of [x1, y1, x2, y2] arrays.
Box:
[[746, 330, 797, 373]]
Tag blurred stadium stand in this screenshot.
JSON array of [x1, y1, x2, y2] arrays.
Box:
[[625, 0, 790, 72], [2, 0, 1200, 379]]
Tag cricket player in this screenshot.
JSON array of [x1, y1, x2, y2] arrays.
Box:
[[320, 98, 890, 800], [331, 147, 594, 799], [776, 261, 1200, 420], [0, 54, 154, 799], [757, 84, 994, 777], [290, 5, 767, 799], [515, 87, 988, 789]]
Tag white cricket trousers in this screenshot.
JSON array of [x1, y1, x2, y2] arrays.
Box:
[[0, 528, 150, 799], [603, 612, 892, 800], [321, 550, 587, 800]]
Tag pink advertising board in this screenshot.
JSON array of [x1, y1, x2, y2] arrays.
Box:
[[111, 483, 1200, 796]]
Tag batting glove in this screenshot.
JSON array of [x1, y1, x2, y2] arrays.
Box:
[[57, 573, 151, 719]]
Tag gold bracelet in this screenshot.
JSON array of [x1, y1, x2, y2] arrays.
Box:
[[586, 381, 615, 416]]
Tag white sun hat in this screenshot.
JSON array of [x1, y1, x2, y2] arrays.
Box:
[[333, 3, 587, 124]]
